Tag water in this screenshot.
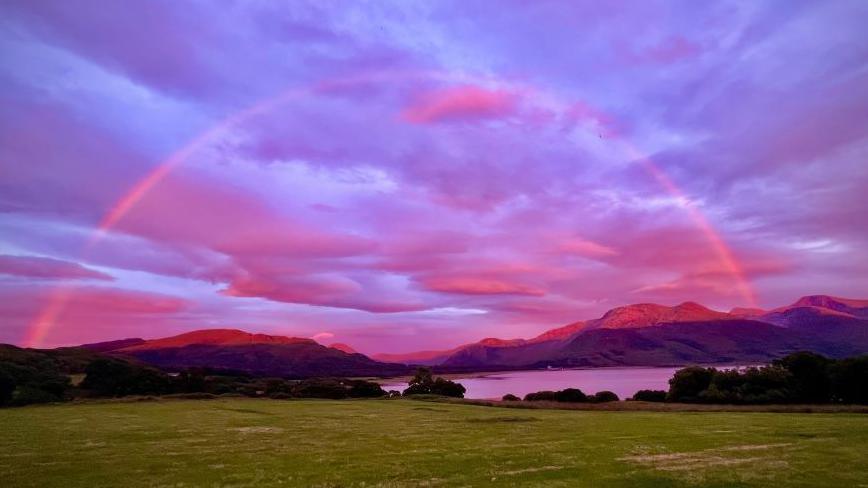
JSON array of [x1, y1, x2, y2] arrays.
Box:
[[380, 366, 707, 400]]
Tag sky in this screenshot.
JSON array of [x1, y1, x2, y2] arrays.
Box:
[[1, 1, 868, 353]]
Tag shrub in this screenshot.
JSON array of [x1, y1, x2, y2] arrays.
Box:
[[501, 393, 520, 401], [81, 358, 171, 397], [524, 390, 557, 402], [591, 391, 619, 403], [829, 355, 868, 404], [347, 380, 387, 398], [667, 366, 715, 402], [774, 351, 831, 403], [175, 368, 208, 393], [430, 377, 465, 398], [292, 378, 348, 399], [555, 388, 588, 403], [631, 389, 666, 402], [0, 369, 17, 406], [10, 385, 60, 406], [402, 368, 465, 398]]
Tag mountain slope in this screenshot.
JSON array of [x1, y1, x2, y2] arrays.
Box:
[[80, 338, 146, 353], [119, 329, 312, 351], [111, 329, 409, 378], [420, 296, 868, 369], [586, 301, 732, 330], [66, 294, 868, 374]]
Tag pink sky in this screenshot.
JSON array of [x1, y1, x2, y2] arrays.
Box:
[[1, 1, 868, 353]]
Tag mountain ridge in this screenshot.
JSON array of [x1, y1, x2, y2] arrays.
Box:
[[64, 294, 868, 376]]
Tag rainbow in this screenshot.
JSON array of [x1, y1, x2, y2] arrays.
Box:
[[24, 72, 758, 347]]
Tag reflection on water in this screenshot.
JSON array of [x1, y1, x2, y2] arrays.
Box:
[[381, 366, 751, 400]]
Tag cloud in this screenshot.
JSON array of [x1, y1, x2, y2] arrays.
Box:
[[620, 36, 700, 64], [222, 273, 429, 313], [420, 276, 545, 296], [402, 85, 518, 123], [557, 238, 619, 259], [0, 255, 113, 281], [2, 1, 867, 350], [310, 332, 334, 342]]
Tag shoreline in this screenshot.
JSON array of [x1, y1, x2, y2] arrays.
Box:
[[374, 362, 767, 385]]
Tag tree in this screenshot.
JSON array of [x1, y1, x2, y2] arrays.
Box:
[[829, 355, 868, 404], [430, 377, 465, 398], [774, 351, 831, 403], [348, 380, 387, 398], [524, 391, 557, 402], [402, 368, 465, 397], [10, 385, 58, 406], [591, 391, 619, 403], [403, 367, 434, 395], [81, 358, 170, 397], [632, 390, 666, 402], [667, 366, 715, 402], [292, 378, 348, 399], [0, 369, 15, 406], [555, 388, 588, 403], [177, 368, 208, 393], [502, 393, 520, 401]]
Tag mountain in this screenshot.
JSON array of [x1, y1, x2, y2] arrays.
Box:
[[373, 337, 531, 366], [730, 307, 765, 317], [388, 295, 868, 369], [60, 294, 868, 376], [372, 349, 460, 366], [329, 343, 358, 354], [107, 329, 410, 378], [528, 321, 586, 342], [791, 295, 868, 318], [585, 301, 731, 330], [80, 337, 146, 353], [119, 329, 312, 350]]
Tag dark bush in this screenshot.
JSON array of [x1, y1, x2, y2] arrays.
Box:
[[30, 371, 70, 398], [292, 378, 348, 399], [774, 352, 831, 403], [524, 390, 557, 402], [555, 388, 588, 403], [176, 369, 208, 393], [430, 377, 465, 398], [402, 368, 465, 397], [81, 358, 171, 396], [591, 391, 619, 403], [631, 389, 666, 402], [667, 366, 715, 402], [0, 369, 17, 406], [264, 378, 292, 396], [829, 355, 868, 404], [10, 385, 60, 406], [388, 390, 402, 398], [347, 380, 387, 398], [502, 393, 520, 401]]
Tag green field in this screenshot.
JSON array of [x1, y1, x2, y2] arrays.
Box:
[[1, 399, 866, 487]]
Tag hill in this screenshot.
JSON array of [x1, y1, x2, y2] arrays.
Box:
[[106, 329, 409, 378], [387, 295, 868, 369]]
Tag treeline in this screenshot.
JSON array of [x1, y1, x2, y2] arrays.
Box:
[[505, 352, 868, 406], [662, 352, 868, 404], [4, 346, 865, 407], [0, 346, 467, 407], [510, 389, 619, 403]]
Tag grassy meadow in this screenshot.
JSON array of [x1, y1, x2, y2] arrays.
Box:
[[1, 398, 867, 487]]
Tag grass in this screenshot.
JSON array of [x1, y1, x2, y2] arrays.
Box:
[[1, 398, 867, 487]]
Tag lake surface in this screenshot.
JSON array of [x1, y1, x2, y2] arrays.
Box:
[[381, 366, 748, 400]]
